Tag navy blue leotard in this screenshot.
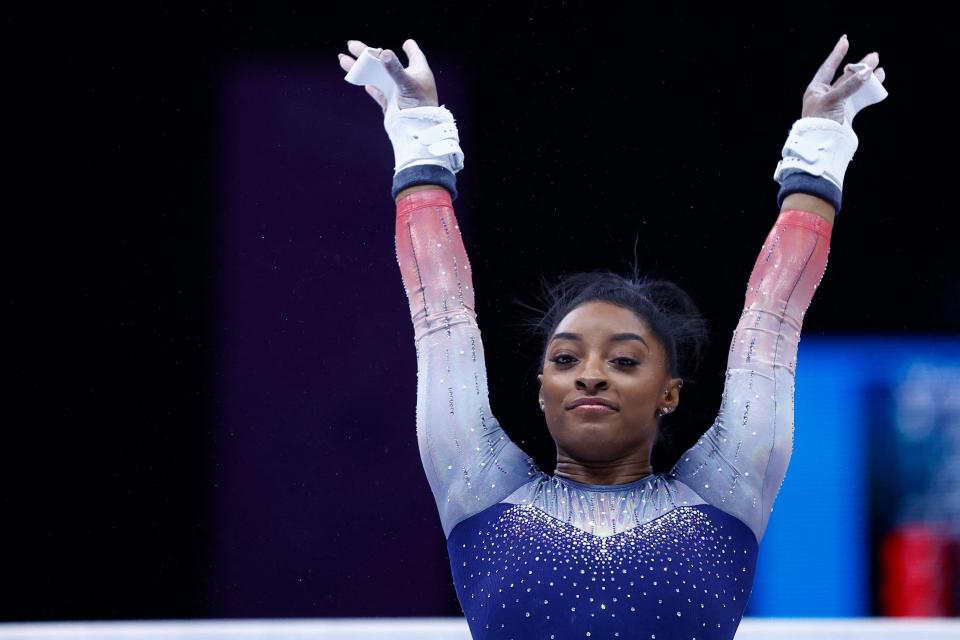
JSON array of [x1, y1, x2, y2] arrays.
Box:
[[394, 184, 832, 640]]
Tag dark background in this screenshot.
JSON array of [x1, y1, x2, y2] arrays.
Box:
[[6, 2, 956, 622]]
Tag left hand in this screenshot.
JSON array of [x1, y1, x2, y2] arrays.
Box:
[[802, 34, 886, 124]]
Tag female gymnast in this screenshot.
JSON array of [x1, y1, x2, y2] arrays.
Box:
[[338, 34, 887, 640]]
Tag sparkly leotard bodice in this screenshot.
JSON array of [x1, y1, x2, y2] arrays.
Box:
[[394, 187, 832, 640]]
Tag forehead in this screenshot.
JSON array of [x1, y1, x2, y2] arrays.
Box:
[[555, 301, 650, 336]]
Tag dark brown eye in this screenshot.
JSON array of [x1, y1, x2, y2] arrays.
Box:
[[614, 358, 638, 367], [551, 355, 576, 365]]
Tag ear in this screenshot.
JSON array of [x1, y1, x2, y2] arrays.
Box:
[[663, 376, 683, 411]]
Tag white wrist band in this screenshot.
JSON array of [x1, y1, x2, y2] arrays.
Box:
[[383, 104, 465, 175], [772, 117, 858, 191]]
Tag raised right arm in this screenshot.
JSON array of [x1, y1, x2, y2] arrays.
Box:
[[339, 38, 542, 537], [394, 181, 541, 539]]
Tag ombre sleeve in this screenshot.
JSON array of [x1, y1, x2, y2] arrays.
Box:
[[669, 209, 832, 542], [394, 187, 542, 539]]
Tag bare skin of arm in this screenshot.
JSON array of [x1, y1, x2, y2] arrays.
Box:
[[400, 187, 836, 227], [396, 184, 442, 202], [781, 192, 835, 224], [400, 187, 837, 225]]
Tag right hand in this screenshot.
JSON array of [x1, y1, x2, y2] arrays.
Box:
[[338, 38, 440, 113]]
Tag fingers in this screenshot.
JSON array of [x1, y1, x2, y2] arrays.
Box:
[[842, 51, 879, 78], [346, 39, 376, 58], [811, 34, 849, 87], [342, 39, 409, 84], [340, 38, 424, 111], [829, 63, 877, 102], [339, 40, 389, 111], [402, 39, 430, 70], [831, 50, 880, 100], [341, 39, 383, 73], [379, 48, 410, 85], [342, 38, 426, 72], [875, 66, 885, 83]]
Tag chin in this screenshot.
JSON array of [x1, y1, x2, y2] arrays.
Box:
[[555, 422, 625, 448]]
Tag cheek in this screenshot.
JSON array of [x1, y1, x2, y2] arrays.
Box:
[[541, 375, 566, 399], [621, 384, 659, 416]]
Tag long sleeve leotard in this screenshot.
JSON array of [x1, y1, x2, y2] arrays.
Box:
[[395, 186, 832, 640]]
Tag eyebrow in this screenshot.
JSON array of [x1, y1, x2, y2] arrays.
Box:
[[550, 332, 649, 349]]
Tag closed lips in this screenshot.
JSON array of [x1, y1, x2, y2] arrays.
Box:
[[567, 397, 618, 410]]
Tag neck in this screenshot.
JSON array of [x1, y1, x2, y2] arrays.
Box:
[[553, 448, 654, 486]]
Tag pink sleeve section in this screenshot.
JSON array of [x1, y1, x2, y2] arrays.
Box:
[[670, 209, 832, 542], [395, 188, 473, 341]]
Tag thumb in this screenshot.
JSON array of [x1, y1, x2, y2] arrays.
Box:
[[380, 50, 408, 84]]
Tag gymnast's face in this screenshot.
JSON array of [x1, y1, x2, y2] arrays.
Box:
[[538, 301, 682, 465]]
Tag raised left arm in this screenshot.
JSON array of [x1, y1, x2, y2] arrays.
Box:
[[669, 206, 831, 542], [669, 35, 888, 542]]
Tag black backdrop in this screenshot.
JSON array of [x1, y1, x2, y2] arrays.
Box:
[[6, 2, 956, 622]]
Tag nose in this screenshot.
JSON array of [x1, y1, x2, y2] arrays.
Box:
[[576, 356, 609, 391]]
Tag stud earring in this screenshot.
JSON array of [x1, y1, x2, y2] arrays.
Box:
[[539, 400, 545, 412]]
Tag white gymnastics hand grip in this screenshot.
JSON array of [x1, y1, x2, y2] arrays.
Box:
[[343, 47, 399, 107], [843, 64, 888, 126]]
